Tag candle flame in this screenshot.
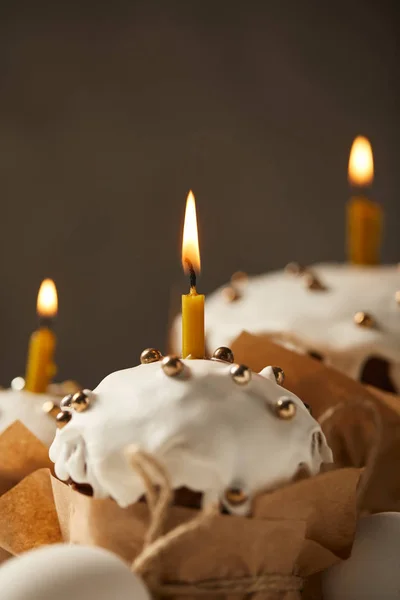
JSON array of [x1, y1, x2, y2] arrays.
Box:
[[348, 135, 374, 186], [182, 190, 201, 274], [37, 279, 58, 318]]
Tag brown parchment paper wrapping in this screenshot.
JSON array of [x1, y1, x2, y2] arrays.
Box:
[[0, 422, 57, 562], [0, 469, 61, 555], [48, 465, 361, 600], [0, 421, 53, 496]]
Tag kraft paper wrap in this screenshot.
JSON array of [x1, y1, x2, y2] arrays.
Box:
[[49, 465, 362, 600], [0, 465, 375, 599], [0, 422, 60, 562], [0, 421, 53, 497]]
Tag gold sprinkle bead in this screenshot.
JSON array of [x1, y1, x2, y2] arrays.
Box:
[[161, 355, 184, 377], [354, 311, 375, 328], [42, 400, 55, 414], [224, 487, 248, 506], [42, 400, 59, 419], [230, 271, 248, 284], [60, 380, 81, 395], [60, 394, 73, 410], [395, 291, 400, 305], [56, 411, 72, 428], [275, 398, 296, 420], [222, 286, 240, 302], [272, 366, 285, 385], [230, 364, 251, 385], [10, 376, 25, 391], [140, 348, 163, 364], [71, 391, 91, 413], [212, 347, 235, 363], [304, 272, 326, 291], [285, 262, 305, 275]]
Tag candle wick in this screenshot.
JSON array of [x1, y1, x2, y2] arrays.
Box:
[[185, 259, 197, 290], [38, 316, 54, 329]]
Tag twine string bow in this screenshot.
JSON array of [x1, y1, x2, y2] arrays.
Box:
[[128, 449, 303, 598]]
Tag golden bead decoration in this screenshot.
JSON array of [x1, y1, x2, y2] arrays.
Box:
[[230, 364, 251, 385], [10, 376, 25, 391], [304, 272, 326, 291], [42, 400, 58, 418], [224, 487, 248, 506], [42, 400, 55, 414], [285, 262, 305, 275], [275, 397, 296, 420], [272, 366, 285, 385], [56, 411, 72, 428], [354, 311, 375, 328], [230, 271, 248, 284], [71, 391, 91, 413], [59, 380, 81, 395], [212, 347, 235, 363], [222, 286, 240, 302], [395, 291, 400, 305], [161, 355, 184, 377], [140, 348, 163, 364], [60, 394, 73, 410]]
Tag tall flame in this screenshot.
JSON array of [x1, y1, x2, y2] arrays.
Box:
[[348, 136, 374, 186], [37, 279, 58, 318], [182, 190, 201, 274]]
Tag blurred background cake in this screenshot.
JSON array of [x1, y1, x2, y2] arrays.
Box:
[[218, 263, 400, 392], [0, 378, 79, 446], [172, 263, 400, 392], [171, 134, 399, 393], [0, 385, 57, 446]]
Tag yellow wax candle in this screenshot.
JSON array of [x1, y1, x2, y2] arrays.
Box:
[[181, 190, 205, 359], [25, 279, 58, 393], [347, 135, 383, 265], [182, 288, 205, 359]]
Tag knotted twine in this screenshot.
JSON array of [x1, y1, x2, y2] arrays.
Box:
[[127, 449, 302, 597]]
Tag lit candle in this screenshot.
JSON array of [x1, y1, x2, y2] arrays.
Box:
[[347, 135, 383, 265], [25, 279, 58, 393], [181, 191, 205, 359]]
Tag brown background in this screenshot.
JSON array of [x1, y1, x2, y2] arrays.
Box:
[[0, 1, 398, 387]]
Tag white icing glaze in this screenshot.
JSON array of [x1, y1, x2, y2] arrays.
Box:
[[173, 263, 400, 386], [49, 359, 332, 512], [0, 390, 57, 446]]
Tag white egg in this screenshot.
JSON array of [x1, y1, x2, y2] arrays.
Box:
[[0, 544, 150, 600], [322, 512, 400, 600], [0, 390, 57, 446]]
